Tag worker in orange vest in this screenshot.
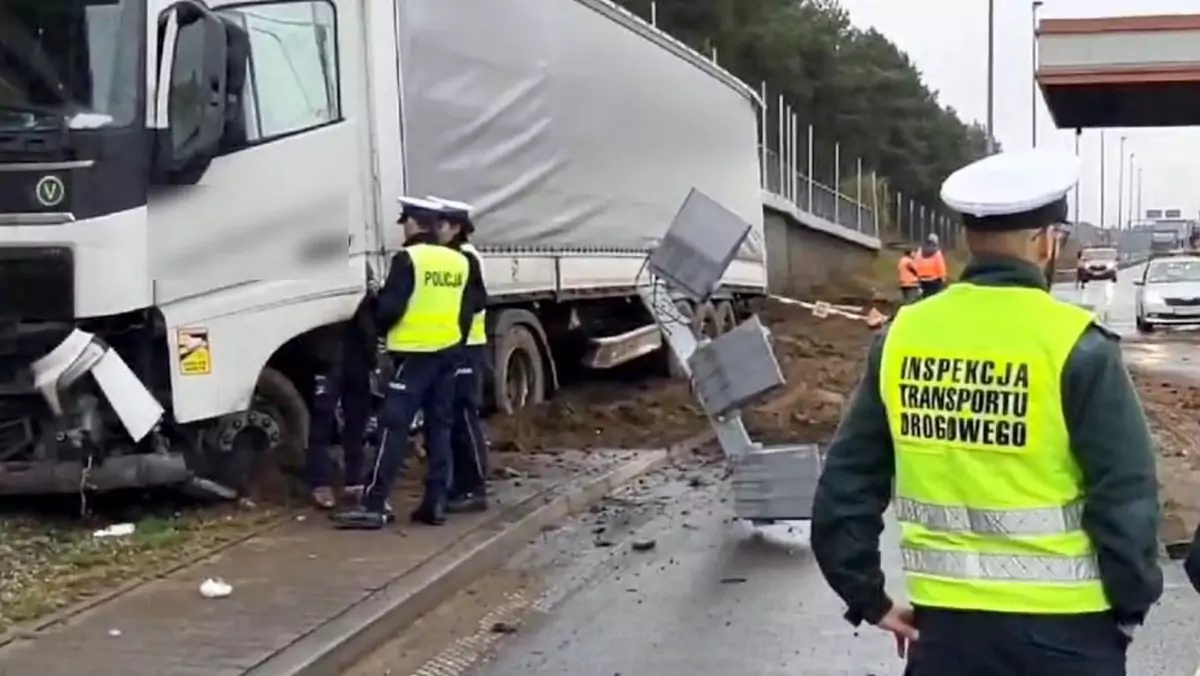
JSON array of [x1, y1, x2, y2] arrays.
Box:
[[897, 247, 921, 303], [914, 233, 948, 296]]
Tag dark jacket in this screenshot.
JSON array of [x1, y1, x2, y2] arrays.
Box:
[[811, 255, 1163, 627], [1185, 524, 1200, 593], [376, 233, 488, 349]]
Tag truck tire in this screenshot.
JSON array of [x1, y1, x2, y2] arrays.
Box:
[[492, 323, 546, 414], [215, 367, 309, 497]]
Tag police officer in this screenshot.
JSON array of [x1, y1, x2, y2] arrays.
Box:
[[427, 196, 491, 513], [810, 149, 1162, 676], [333, 197, 486, 529], [305, 284, 377, 509]]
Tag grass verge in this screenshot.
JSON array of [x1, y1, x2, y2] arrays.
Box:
[[0, 503, 282, 631]]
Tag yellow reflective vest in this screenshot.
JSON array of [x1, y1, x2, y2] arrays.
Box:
[[385, 243, 468, 353], [879, 283, 1109, 614], [459, 242, 487, 346]]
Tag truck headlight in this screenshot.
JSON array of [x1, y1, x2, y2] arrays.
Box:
[[1143, 290, 1164, 306]]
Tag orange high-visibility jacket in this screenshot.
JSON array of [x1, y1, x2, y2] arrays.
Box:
[[914, 250, 947, 281], [898, 255, 920, 287]]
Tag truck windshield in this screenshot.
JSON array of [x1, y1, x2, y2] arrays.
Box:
[[0, 0, 143, 130]]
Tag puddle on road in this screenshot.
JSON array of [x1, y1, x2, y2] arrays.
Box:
[[1123, 341, 1200, 378]]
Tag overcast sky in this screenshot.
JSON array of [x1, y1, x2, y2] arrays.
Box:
[[836, 0, 1200, 226]]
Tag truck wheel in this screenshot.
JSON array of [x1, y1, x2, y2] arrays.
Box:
[[213, 367, 309, 497], [493, 324, 546, 414], [714, 300, 737, 335]]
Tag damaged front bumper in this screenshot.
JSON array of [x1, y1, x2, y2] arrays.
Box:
[[0, 327, 174, 495]]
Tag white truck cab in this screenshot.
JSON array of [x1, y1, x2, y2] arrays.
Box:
[[0, 0, 766, 497]]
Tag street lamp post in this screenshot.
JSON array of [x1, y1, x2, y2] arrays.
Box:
[[1117, 136, 1126, 231], [1073, 128, 1081, 220], [1099, 130, 1106, 228], [1136, 167, 1144, 224], [1031, 1, 1044, 147], [1127, 153, 1136, 229], [986, 0, 996, 154]]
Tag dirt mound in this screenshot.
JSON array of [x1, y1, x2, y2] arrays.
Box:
[[486, 297, 882, 454], [1130, 371, 1200, 543]]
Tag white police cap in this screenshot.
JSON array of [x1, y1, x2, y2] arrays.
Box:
[[940, 149, 1080, 219], [425, 196, 473, 214], [397, 195, 444, 212]]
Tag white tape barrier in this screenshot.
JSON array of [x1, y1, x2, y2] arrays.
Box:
[[770, 295, 888, 327]]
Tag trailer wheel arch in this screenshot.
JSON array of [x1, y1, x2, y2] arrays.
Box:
[[486, 308, 558, 413]]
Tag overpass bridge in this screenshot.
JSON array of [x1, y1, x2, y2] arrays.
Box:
[[1037, 13, 1200, 128]]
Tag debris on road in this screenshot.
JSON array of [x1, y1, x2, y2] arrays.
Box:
[[92, 523, 136, 539], [199, 578, 233, 599], [491, 620, 519, 634], [631, 539, 657, 552]]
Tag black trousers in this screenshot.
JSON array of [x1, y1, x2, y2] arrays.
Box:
[[449, 346, 489, 497], [904, 608, 1129, 676], [918, 279, 944, 297], [363, 350, 458, 512], [306, 335, 374, 489]]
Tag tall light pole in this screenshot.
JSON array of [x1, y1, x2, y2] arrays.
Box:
[[986, 0, 996, 154], [1099, 130, 1107, 228], [1073, 128, 1081, 221], [1116, 135, 1126, 231], [1127, 152, 1136, 229], [1031, 1, 1044, 147], [1136, 167, 1144, 224]]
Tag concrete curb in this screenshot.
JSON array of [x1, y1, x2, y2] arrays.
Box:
[[246, 431, 715, 676]]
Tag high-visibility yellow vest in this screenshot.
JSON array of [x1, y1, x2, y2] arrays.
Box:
[[385, 243, 468, 353], [879, 283, 1109, 614], [460, 242, 487, 346]]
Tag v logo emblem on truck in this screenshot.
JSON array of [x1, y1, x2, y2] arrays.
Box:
[[34, 175, 66, 208]]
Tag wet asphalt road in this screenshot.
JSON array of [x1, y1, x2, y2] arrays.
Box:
[[1052, 263, 1200, 378], [468, 466, 1200, 676], [452, 270, 1200, 676]]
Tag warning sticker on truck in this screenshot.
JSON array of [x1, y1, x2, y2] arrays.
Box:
[[177, 328, 212, 376]]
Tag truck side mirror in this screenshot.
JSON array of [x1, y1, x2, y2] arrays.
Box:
[[154, 2, 228, 180], [1133, 280, 1144, 286]]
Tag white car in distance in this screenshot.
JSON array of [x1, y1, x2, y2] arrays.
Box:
[[1135, 255, 1200, 333]]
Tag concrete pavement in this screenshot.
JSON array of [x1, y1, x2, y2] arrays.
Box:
[[0, 446, 710, 676]]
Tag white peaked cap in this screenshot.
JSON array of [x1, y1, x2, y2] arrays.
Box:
[[940, 149, 1080, 218], [397, 195, 444, 212], [425, 196, 473, 214]]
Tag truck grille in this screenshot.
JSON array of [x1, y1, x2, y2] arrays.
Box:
[[0, 247, 74, 320]]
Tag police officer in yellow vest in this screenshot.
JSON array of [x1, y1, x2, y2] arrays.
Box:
[[427, 196, 491, 513], [811, 149, 1162, 676], [334, 196, 486, 529]]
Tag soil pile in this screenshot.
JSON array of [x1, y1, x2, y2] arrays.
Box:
[[486, 296, 882, 454]]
